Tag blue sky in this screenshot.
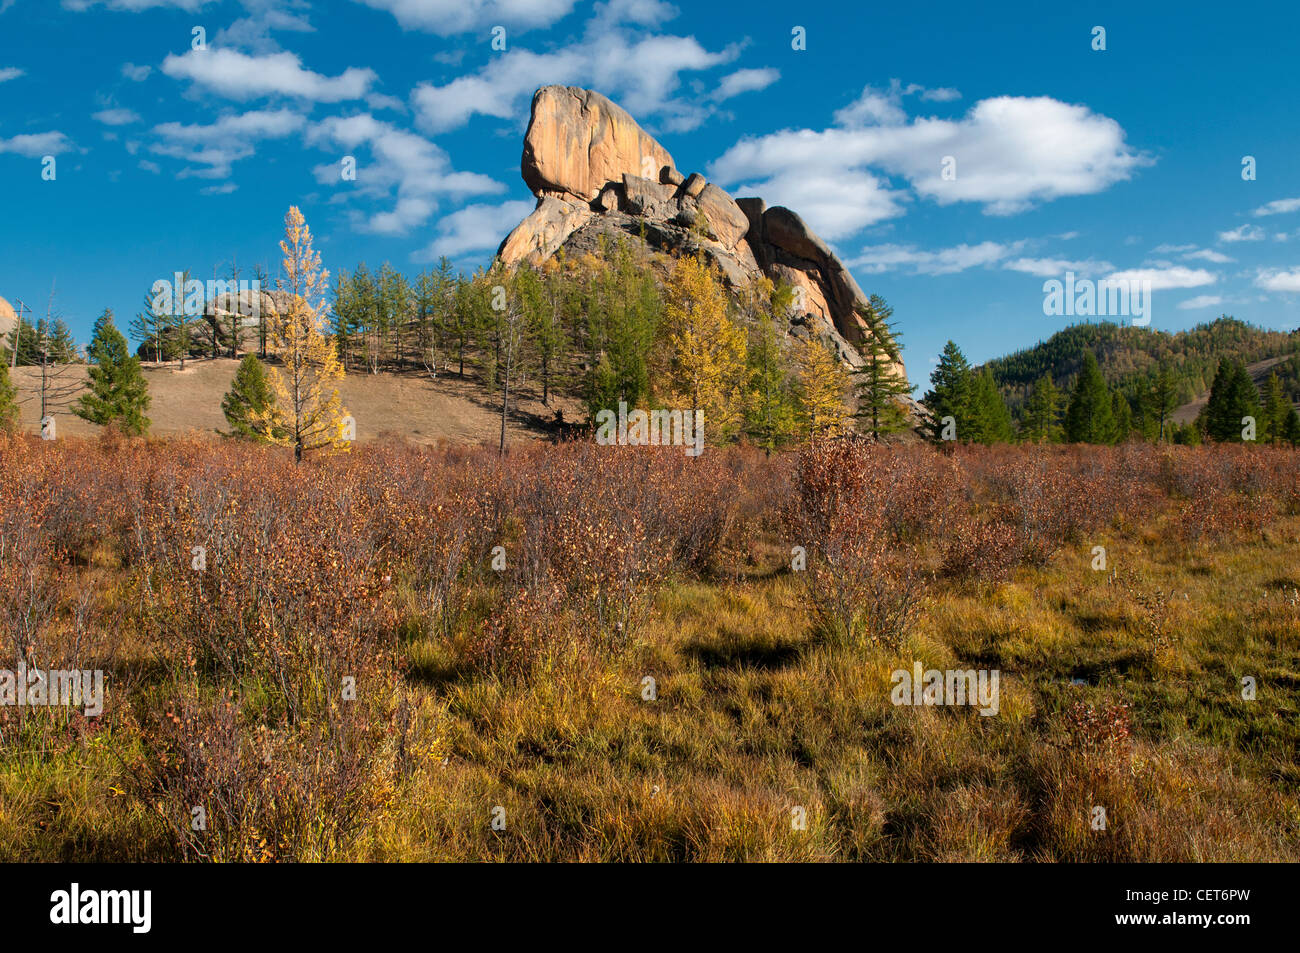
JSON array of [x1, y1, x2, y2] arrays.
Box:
[[2, 0, 1298, 377]]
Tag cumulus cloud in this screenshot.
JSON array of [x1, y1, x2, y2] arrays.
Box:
[[354, 0, 579, 34], [1104, 266, 1216, 291], [121, 62, 152, 81], [417, 199, 535, 260], [150, 108, 306, 177], [1253, 197, 1300, 217], [308, 113, 504, 235], [1184, 248, 1233, 263], [712, 67, 779, 102], [1255, 269, 1300, 292], [847, 241, 1016, 276], [0, 131, 75, 156], [162, 49, 375, 102], [710, 87, 1148, 239], [1002, 256, 1113, 277], [0, 67, 23, 82], [1218, 224, 1265, 243], [93, 108, 142, 125], [1178, 295, 1223, 309], [410, 4, 740, 133]]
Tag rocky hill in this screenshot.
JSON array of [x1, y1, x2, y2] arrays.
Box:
[[495, 85, 906, 384]]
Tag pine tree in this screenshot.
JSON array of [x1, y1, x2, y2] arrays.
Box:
[[1284, 406, 1300, 446], [47, 319, 78, 362], [221, 354, 284, 441], [1149, 364, 1179, 443], [968, 367, 1014, 444], [923, 340, 972, 442], [1260, 371, 1291, 444], [1022, 373, 1063, 443], [1065, 350, 1116, 444], [1201, 358, 1260, 442], [1112, 391, 1133, 443], [662, 252, 746, 440], [852, 295, 912, 441], [73, 308, 151, 435], [263, 207, 351, 463]]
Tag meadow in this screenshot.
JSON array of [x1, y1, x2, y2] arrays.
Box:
[[1, 432, 1297, 862]]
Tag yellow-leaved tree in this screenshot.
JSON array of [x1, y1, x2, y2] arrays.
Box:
[[793, 333, 851, 437], [257, 206, 350, 463], [662, 253, 746, 441]]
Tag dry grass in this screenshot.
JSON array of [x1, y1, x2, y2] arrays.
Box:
[[1, 436, 1297, 862]]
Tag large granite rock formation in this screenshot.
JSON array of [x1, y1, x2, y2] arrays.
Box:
[[496, 86, 906, 383]]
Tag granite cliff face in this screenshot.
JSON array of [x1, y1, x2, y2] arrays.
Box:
[[496, 86, 906, 382]]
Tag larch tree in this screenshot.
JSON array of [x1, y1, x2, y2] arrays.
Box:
[[792, 332, 851, 438], [262, 206, 351, 463], [662, 252, 746, 441]]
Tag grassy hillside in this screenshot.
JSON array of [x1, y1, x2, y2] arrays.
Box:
[[983, 317, 1300, 418], [10, 358, 583, 446]]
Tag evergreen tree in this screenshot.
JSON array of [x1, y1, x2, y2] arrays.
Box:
[[1022, 373, 1063, 443], [221, 354, 284, 441], [1112, 391, 1134, 443], [46, 319, 78, 362], [967, 367, 1014, 444], [1149, 363, 1179, 443], [73, 308, 151, 435], [1284, 406, 1300, 446], [923, 340, 972, 442], [1065, 350, 1116, 444], [743, 303, 798, 451], [1260, 371, 1291, 444], [852, 295, 912, 440], [1200, 358, 1260, 442]]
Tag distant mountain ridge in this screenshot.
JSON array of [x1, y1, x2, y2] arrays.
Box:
[[981, 317, 1300, 418]]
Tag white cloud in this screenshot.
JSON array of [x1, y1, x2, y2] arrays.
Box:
[[162, 49, 375, 102], [1151, 243, 1195, 253], [712, 67, 779, 102], [1218, 223, 1265, 243], [710, 90, 1147, 239], [63, 0, 208, 10], [410, 7, 739, 133], [308, 113, 504, 234], [200, 182, 239, 195], [1184, 248, 1233, 263], [1256, 269, 1300, 292], [1177, 295, 1222, 309], [1253, 197, 1300, 217], [417, 199, 535, 260], [93, 108, 142, 125], [150, 108, 306, 177], [354, 0, 579, 34], [0, 67, 23, 83], [1003, 256, 1113, 277], [848, 241, 1016, 275], [121, 62, 152, 81], [1105, 266, 1216, 291], [215, 0, 314, 52], [0, 131, 75, 156]]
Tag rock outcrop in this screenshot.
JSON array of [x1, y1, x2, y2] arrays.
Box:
[[496, 85, 906, 383]]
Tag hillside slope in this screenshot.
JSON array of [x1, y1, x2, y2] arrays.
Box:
[[10, 359, 582, 445], [983, 318, 1300, 417]]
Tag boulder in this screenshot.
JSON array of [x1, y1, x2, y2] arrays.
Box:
[[695, 183, 749, 249], [521, 86, 677, 202], [497, 196, 593, 266]]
